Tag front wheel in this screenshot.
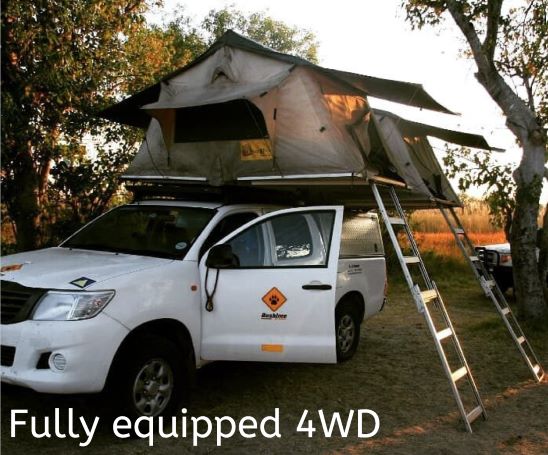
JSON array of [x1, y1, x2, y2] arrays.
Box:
[[335, 302, 361, 362], [111, 336, 187, 418]]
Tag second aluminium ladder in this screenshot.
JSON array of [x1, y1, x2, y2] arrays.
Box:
[[371, 183, 487, 433], [438, 204, 545, 383]]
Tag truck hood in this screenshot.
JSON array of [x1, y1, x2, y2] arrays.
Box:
[[0, 247, 172, 289], [481, 243, 511, 254]]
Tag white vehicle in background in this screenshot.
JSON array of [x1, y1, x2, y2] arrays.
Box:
[[475, 242, 514, 293], [476, 232, 544, 293], [1, 201, 386, 418]]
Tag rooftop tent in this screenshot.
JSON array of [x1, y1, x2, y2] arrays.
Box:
[[99, 30, 498, 208]]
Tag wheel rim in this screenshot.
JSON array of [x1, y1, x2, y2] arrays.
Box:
[[133, 358, 174, 416], [337, 314, 355, 354]]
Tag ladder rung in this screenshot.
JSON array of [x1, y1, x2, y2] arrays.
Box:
[[501, 307, 511, 315], [436, 327, 453, 341], [469, 256, 479, 262], [421, 289, 438, 304], [404, 256, 420, 264], [454, 228, 465, 234], [517, 336, 525, 344], [388, 217, 405, 225], [451, 366, 468, 382], [484, 279, 495, 288], [466, 406, 483, 424], [533, 364, 541, 375]]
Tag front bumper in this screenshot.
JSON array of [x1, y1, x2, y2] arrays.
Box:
[[1, 313, 128, 393]]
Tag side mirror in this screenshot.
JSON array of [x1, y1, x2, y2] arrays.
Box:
[[206, 244, 236, 269]]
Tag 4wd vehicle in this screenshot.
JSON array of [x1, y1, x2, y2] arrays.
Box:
[[1, 201, 386, 417], [476, 230, 544, 293]]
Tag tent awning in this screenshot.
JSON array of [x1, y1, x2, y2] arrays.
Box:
[[373, 109, 503, 152], [373, 109, 502, 151]]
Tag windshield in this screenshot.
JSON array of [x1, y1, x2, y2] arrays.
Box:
[[61, 205, 215, 259]]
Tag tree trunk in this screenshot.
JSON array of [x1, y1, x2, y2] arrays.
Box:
[[11, 148, 41, 251], [510, 139, 547, 319], [538, 199, 548, 304]]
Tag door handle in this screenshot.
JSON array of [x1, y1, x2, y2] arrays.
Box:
[[302, 283, 332, 290]]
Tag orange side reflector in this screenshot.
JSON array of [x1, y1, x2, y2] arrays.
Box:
[[261, 344, 284, 353]]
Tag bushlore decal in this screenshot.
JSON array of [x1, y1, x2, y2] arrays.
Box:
[[261, 312, 287, 320], [261, 287, 288, 320], [262, 287, 287, 312]]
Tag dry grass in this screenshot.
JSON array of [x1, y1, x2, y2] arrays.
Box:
[[410, 202, 501, 234], [408, 201, 507, 261], [414, 232, 507, 261]]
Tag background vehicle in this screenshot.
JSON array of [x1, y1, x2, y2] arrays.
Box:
[[476, 229, 544, 293], [475, 243, 513, 293]]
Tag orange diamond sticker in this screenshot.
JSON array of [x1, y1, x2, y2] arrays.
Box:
[[262, 287, 287, 312]]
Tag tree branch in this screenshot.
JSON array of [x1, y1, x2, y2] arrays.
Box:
[[484, 0, 503, 62], [445, 0, 490, 73]]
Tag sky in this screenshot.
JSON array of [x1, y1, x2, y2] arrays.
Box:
[[150, 0, 546, 203]]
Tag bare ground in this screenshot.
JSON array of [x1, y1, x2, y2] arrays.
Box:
[[2, 276, 547, 454]]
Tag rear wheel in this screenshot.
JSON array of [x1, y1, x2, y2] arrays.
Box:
[[335, 301, 361, 362]]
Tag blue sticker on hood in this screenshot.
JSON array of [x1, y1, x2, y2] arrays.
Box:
[[70, 277, 96, 288]]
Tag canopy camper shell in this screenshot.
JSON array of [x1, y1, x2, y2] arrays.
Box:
[[98, 30, 499, 209]]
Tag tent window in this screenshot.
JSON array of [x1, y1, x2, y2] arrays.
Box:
[[174, 99, 269, 143]]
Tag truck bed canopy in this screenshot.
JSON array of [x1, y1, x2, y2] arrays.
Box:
[[99, 31, 499, 208]]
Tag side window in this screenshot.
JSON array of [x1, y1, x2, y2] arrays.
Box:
[[227, 224, 266, 267], [340, 211, 384, 258], [226, 210, 335, 268], [271, 214, 312, 260], [199, 212, 258, 258]]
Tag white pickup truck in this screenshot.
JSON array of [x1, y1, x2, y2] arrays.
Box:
[[1, 201, 386, 417]]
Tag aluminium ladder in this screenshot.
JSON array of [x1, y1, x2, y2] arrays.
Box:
[[438, 204, 545, 383], [371, 183, 487, 433]]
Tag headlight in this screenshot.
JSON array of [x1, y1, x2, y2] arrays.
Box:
[[500, 254, 511, 264], [32, 291, 115, 321]]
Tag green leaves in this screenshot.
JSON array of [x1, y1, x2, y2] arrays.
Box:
[[443, 145, 515, 235], [200, 5, 319, 63]]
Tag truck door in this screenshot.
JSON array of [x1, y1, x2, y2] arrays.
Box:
[[199, 206, 343, 363]]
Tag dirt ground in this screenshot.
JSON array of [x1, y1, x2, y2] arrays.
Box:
[[2, 276, 547, 454]]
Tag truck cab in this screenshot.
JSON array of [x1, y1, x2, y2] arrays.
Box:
[[1, 200, 386, 417]]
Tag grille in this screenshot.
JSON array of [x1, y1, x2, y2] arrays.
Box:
[[1, 289, 32, 324], [476, 248, 498, 266], [1, 281, 45, 324], [1, 345, 16, 367]]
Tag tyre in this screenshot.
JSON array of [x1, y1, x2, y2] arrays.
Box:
[[495, 278, 510, 294], [493, 272, 511, 294], [335, 301, 361, 362], [111, 336, 188, 418]]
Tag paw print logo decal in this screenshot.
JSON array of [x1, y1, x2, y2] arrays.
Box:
[[262, 287, 287, 312]]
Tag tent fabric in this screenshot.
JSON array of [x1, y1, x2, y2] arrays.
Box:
[[371, 110, 460, 202], [98, 30, 456, 127], [107, 31, 499, 207], [126, 64, 368, 185]]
